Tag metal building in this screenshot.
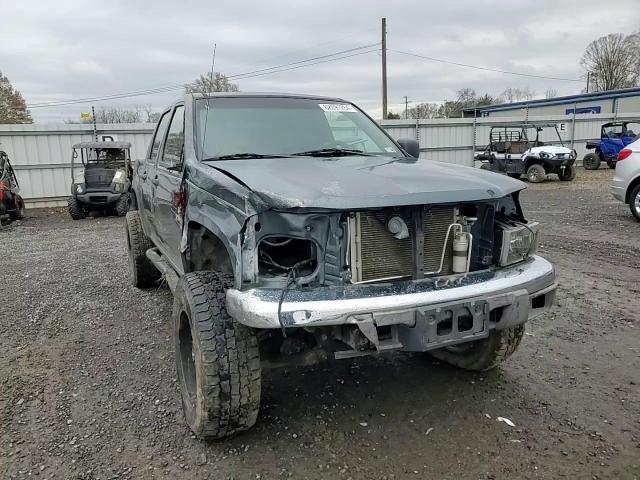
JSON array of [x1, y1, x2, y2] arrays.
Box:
[[463, 87, 640, 118]]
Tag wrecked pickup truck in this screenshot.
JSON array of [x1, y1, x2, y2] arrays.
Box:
[[126, 93, 557, 439]]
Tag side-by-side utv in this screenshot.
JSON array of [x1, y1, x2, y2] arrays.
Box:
[[475, 123, 577, 183], [68, 141, 133, 219], [0, 151, 25, 225]]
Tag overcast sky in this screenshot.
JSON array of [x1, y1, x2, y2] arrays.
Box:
[[2, 0, 639, 123]]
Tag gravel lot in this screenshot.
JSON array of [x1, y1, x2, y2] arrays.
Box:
[[2, 168, 639, 479]]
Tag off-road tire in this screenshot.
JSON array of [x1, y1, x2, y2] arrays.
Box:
[[67, 197, 87, 220], [115, 192, 131, 217], [429, 325, 525, 371], [479, 163, 491, 170], [583, 153, 601, 170], [629, 184, 640, 222], [526, 163, 546, 183], [9, 200, 25, 220], [558, 165, 576, 181], [125, 210, 160, 287], [607, 160, 616, 169], [173, 271, 261, 439], [507, 173, 521, 179]]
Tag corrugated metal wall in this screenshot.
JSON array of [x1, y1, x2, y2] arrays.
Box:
[[0, 124, 153, 207], [2, 112, 639, 206], [381, 112, 640, 166]]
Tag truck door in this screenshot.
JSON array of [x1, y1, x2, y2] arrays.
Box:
[[138, 111, 171, 241], [153, 105, 185, 271]]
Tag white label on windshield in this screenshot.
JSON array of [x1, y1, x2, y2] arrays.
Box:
[[318, 103, 357, 112]]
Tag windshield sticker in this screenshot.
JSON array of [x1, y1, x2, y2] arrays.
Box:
[[319, 103, 357, 113]]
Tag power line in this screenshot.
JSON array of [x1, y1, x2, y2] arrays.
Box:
[[25, 43, 380, 109], [388, 48, 583, 83]]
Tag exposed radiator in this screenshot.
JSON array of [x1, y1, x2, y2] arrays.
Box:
[[349, 206, 455, 283]]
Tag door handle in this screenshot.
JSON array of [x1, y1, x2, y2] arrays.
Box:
[[152, 176, 159, 186], [140, 171, 147, 180]]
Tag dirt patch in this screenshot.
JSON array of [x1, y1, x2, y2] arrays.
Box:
[[1, 167, 639, 479]]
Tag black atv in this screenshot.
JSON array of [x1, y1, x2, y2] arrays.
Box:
[[68, 141, 133, 219], [0, 151, 25, 225]]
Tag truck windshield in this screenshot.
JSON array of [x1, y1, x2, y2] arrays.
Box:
[[196, 97, 402, 159]]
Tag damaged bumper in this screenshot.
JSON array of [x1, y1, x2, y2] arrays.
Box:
[[226, 255, 556, 330]]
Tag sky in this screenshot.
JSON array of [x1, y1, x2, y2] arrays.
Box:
[[1, 0, 639, 123]]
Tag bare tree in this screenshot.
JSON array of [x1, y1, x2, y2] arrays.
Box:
[[65, 105, 161, 124], [544, 88, 558, 99], [407, 102, 440, 119], [499, 87, 536, 103], [580, 33, 640, 91], [386, 110, 401, 119], [0, 71, 32, 124], [185, 72, 239, 94]]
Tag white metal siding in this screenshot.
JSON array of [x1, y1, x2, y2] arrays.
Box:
[[0, 123, 153, 206]]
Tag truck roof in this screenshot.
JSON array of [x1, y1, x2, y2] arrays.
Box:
[[189, 92, 348, 102]]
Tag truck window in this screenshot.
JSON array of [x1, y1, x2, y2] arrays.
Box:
[[161, 106, 185, 167], [149, 112, 171, 161]]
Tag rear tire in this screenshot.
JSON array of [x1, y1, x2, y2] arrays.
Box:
[[607, 160, 616, 169], [526, 163, 546, 183], [629, 184, 640, 222], [67, 197, 87, 220], [428, 325, 525, 371], [583, 153, 601, 170], [507, 173, 521, 179], [125, 210, 160, 287], [115, 192, 132, 217], [479, 163, 491, 170], [558, 165, 576, 181], [173, 271, 261, 439]]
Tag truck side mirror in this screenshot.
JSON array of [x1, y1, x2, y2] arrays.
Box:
[[397, 138, 420, 158]]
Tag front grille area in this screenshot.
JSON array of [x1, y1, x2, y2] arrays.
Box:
[[350, 206, 455, 283]]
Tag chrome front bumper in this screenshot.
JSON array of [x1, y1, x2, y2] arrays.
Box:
[[226, 255, 556, 330]]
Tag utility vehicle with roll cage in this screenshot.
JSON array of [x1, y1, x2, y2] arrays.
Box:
[[584, 120, 640, 170], [475, 123, 577, 183], [126, 93, 557, 439], [68, 141, 133, 219], [0, 151, 25, 225]]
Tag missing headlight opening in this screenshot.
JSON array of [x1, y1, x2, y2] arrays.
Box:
[[258, 237, 318, 285]]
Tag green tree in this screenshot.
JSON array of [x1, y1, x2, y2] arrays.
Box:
[[185, 72, 239, 94], [386, 110, 401, 119], [0, 71, 32, 124]]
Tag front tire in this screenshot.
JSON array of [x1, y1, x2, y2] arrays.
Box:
[[629, 184, 640, 222], [583, 153, 601, 170], [526, 163, 546, 183], [9, 199, 25, 220], [115, 192, 132, 217], [125, 211, 160, 287], [558, 165, 576, 181], [173, 271, 261, 439], [429, 325, 525, 371], [67, 197, 87, 220]]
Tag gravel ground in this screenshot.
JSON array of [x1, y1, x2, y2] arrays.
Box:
[[1, 168, 639, 480]]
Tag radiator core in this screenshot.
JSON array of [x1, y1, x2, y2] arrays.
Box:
[[349, 206, 455, 283]]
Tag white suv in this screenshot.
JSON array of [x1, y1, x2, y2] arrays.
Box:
[[611, 136, 640, 221]]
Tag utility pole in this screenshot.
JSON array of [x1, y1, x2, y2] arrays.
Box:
[[586, 72, 590, 94], [381, 17, 388, 120], [403, 95, 410, 119]]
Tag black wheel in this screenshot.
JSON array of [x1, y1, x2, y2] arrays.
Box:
[[507, 173, 521, 179], [583, 153, 601, 170], [115, 192, 132, 217], [558, 165, 576, 181], [428, 325, 525, 371], [9, 199, 25, 220], [67, 197, 87, 220], [629, 184, 640, 222], [526, 164, 546, 183], [173, 271, 261, 439], [125, 210, 160, 287], [479, 163, 491, 170], [607, 160, 616, 169]]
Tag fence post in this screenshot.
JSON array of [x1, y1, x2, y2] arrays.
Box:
[[472, 107, 477, 167], [415, 118, 420, 158], [570, 101, 576, 151]]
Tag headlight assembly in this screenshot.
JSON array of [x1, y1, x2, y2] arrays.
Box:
[[75, 184, 83, 194], [495, 221, 540, 266], [112, 169, 126, 184]]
